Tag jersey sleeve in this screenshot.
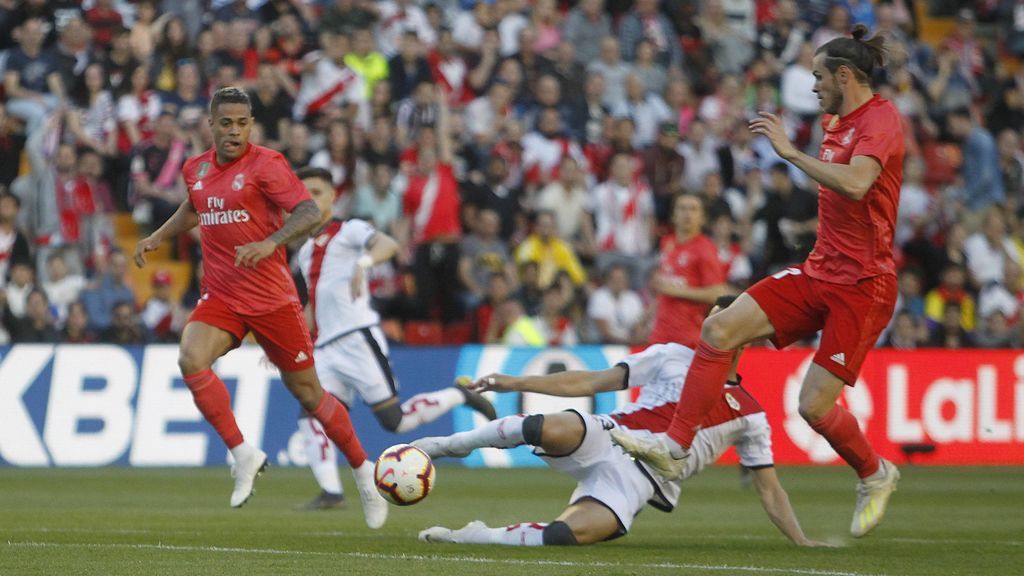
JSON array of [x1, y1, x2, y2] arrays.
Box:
[[338, 218, 376, 249], [617, 343, 692, 389], [181, 157, 198, 211], [850, 108, 902, 167], [734, 412, 775, 469], [258, 151, 312, 212]]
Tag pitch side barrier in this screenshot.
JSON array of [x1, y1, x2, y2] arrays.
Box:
[[0, 345, 1021, 466]]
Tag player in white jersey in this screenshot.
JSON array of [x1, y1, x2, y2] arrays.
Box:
[[293, 167, 496, 510], [415, 298, 828, 547]]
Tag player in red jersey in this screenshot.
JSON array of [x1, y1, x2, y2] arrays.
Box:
[[648, 194, 728, 348], [613, 25, 903, 538], [133, 88, 386, 527]]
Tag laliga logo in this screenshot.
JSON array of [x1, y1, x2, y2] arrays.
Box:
[[783, 355, 874, 463]]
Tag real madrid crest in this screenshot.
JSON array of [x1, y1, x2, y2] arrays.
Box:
[[197, 162, 210, 178], [232, 174, 244, 191]]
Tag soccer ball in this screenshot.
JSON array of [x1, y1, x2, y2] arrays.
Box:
[[373, 444, 436, 506]]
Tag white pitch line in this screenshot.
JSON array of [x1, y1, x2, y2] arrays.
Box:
[[5, 540, 883, 576]]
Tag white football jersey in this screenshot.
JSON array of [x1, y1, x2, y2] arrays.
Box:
[[610, 343, 774, 511], [296, 218, 379, 346]]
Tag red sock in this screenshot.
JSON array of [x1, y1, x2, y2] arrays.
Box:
[[183, 369, 243, 449], [667, 340, 734, 448], [311, 393, 367, 468], [809, 405, 880, 478]]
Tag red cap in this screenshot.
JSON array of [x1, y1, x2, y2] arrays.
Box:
[[152, 269, 173, 286]]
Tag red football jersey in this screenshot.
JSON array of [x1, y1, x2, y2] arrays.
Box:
[[805, 94, 904, 284], [649, 233, 725, 348], [183, 144, 311, 315], [403, 163, 462, 244]]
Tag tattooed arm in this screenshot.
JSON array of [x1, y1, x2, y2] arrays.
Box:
[[234, 200, 322, 268]]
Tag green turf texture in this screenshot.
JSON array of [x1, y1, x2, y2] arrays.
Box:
[[2, 465, 1021, 575]]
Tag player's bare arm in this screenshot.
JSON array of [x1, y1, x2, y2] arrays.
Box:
[[749, 467, 833, 548], [470, 367, 626, 397], [749, 111, 882, 201], [351, 232, 400, 300], [134, 199, 199, 268], [234, 199, 321, 268]]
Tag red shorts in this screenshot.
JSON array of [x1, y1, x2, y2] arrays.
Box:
[[746, 264, 896, 385], [187, 293, 315, 372]]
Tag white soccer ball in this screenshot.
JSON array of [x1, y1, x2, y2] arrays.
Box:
[[374, 444, 436, 506]]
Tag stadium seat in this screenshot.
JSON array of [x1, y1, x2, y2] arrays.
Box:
[[403, 320, 443, 346]]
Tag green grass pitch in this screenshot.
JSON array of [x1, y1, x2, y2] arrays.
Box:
[[2, 465, 1022, 575]]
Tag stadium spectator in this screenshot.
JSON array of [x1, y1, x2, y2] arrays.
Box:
[[41, 251, 85, 322], [4, 18, 66, 135], [282, 122, 313, 169], [615, 73, 671, 149], [927, 301, 974, 349], [0, 193, 32, 287], [698, 0, 755, 75], [61, 300, 97, 343], [591, 152, 656, 286], [562, 0, 610, 65], [79, 249, 136, 332], [619, 0, 682, 68], [515, 210, 586, 289], [3, 260, 35, 318], [320, 0, 376, 37], [292, 31, 364, 124], [346, 27, 390, 100], [648, 194, 727, 348], [84, 0, 124, 55], [100, 300, 150, 344], [387, 32, 434, 104], [881, 310, 921, 350], [947, 107, 1003, 214], [586, 37, 631, 109], [587, 264, 644, 345], [924, 263, 976, 332], [754, 162, 818, 274], [354, 163, 402, 235], [710, 212, 753, 290], [535, 156, 595, 257], [396, 88, 463, 325], [477, 272, 513, 344], [895, 157, 935, 247], [537, 284, 578, 346], [130, 110, 188, 231], [374, 0, 436, 58], [141, 268, 184, 342], [459, 208, 517, 311], [1, 287, 59, 343], [964, 207, 1019, 290]]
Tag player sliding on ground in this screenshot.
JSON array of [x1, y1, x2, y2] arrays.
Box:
[[290, 167, 496, 511], [414, 298, 827, 547], [134, 87, 386, 528], [611, 25, 902, 539]]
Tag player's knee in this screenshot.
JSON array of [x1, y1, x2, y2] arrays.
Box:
[[177, 347, 210, 376], [542, 521, 579, 546], [700, 313, 737, 349], [522, 414, 545, 446], [798, 396, 831, 422], [286, 380, 322, 411], [373, 402, 403, 432]]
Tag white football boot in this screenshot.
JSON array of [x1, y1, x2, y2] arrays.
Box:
[[851, 458, 901, 538], [411, 436, 471, 459], [353, 461, 389, 529], [609, 428, 688, 480], [229, 444, 268, 508], [419, 521, 491, 544]]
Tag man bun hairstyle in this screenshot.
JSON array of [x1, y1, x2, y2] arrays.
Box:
[[209, 86, 252, 115], [817, 23, 886, 83]]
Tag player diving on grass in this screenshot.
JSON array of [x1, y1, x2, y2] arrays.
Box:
[[610, 25, 902, 539], [133, 87, 388, 528], [291, 167, 497, 510], [414, 297, 828, 547]]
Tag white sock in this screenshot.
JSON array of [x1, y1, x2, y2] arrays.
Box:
[[446, 414, 528, 454], [395, 388, 465, 433], [454, 522, 547, 546], [229, 441, 256, 463], [299, 416, 343, 495]]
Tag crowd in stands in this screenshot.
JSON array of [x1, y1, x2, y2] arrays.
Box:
[[2, 0, 1024, 350]]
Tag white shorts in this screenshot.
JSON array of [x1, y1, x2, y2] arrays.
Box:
[[538, 411, 656, 534], [314, 325, 396, 407]]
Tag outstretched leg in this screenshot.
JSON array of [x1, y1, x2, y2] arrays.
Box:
[[419, 499, 619, 546], [413, 411, 583, 459]]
